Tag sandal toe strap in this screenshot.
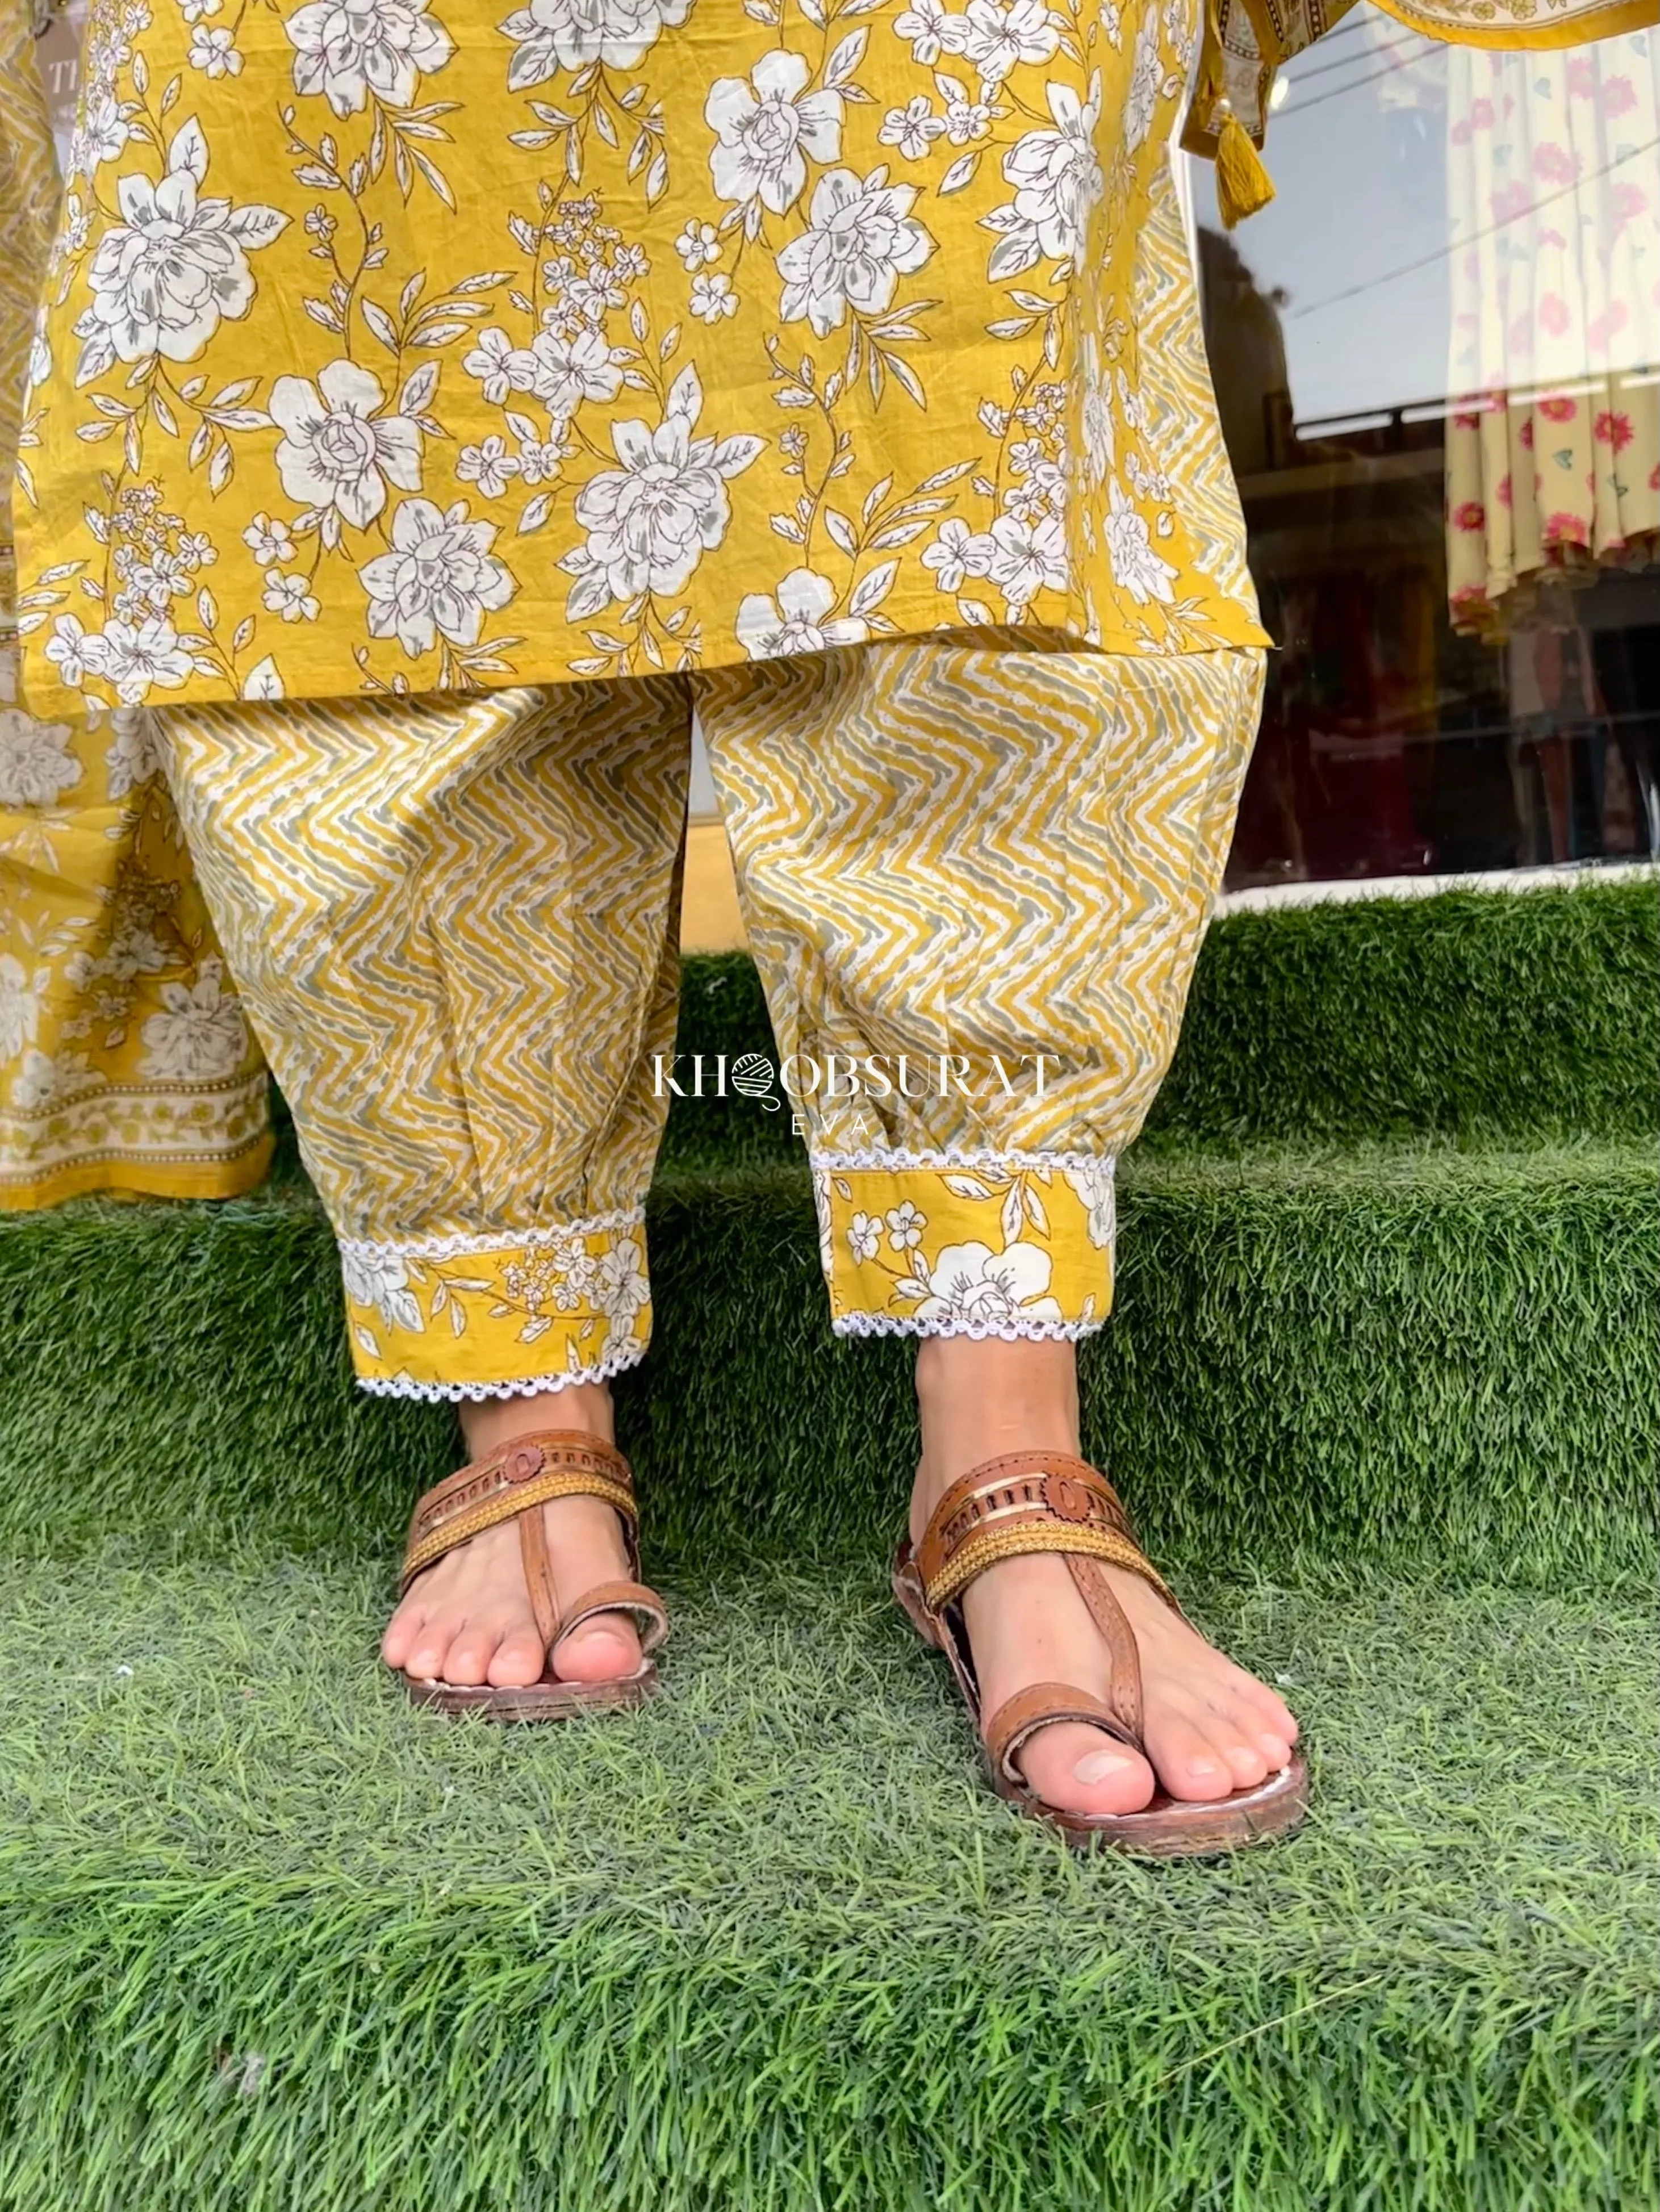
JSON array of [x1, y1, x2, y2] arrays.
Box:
[[556, 1578, 671, 1657], [982, 1682, 1139, 1787], [401, 1429, 640, 1592]]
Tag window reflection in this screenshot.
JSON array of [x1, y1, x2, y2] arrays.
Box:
[[1195, 10, 1658, 887]]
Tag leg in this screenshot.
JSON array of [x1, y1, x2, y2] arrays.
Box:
[[156, 676, 691, 1689], [699, 638, 1298, 1817]]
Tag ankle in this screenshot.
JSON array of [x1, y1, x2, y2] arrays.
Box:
[[459, 1379, 614, 1459], [912, 1336, 1081, 1516]]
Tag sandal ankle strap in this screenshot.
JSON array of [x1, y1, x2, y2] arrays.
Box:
[[914, 1449, 1176, 1615], [402, 1429, 638, 1592]]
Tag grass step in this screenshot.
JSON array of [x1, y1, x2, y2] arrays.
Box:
[[649, 882, 1658, 1176], [0, 1548, 1650, 2212], [3, 1139, 1651, 1590]]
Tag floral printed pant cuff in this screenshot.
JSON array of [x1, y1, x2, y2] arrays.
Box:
[[155, 635, 1265, 1399]]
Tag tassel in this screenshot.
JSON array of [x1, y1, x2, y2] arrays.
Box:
[[1215, 106, 1275, 231]]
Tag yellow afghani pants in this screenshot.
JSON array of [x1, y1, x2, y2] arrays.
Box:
[[157, 638, 1264, 1400]]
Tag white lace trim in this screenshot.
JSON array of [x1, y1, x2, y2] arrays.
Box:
[[810, 1146, 1117, 1177], [337, 1206, 646, 1264], [354, 1337, 647, 1402], [830, 1311, 1105, 1343]]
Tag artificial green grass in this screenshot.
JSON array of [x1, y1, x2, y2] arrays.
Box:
[[655, 881, 1658, 1174], [0, 1547, 1651, 2212], [1, 1139, 1652, 1590]]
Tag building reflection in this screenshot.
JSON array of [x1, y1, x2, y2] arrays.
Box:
[[1200, 15, 1658, 887]]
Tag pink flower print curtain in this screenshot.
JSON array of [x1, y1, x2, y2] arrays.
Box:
[[1445, 32, 1659, 638]]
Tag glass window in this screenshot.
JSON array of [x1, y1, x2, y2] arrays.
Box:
[[1188, 10, 1659, 887]]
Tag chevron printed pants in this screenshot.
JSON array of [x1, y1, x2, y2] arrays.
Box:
[[156, 638, 1265, 1399]]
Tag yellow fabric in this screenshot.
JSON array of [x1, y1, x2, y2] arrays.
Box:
[[156, 635, 1264, 1396], [1, 0, 272, 1209], [15, 0, 1274, 723]]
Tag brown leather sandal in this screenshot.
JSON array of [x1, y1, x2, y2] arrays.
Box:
[[894, 1450, 1308, 1857], [397, 1429, 668, 1720]]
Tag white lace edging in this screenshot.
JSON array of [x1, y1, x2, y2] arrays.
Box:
[[830, 1311, 1106, 1343], [809, 1145, 1117, 1177], [337, 1206, 645, 1264], [353, 1337, 647, 1402]]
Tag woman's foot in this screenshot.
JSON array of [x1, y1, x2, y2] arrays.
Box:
[[913, 1337, 1299, 1819], [380, 1384, 644, 1690]]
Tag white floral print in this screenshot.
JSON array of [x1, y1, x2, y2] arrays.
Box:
[[138, 958, 251, 1080], [89, 619, 196, 705], [72, 94, 133, 174], [893, 0, 963, 64], [77, 120, 286, 373], [21, 0, 1272, 713], [904, 1238, 1065, 1326], [501, 0, 692, 88], [881, 97, 946, 160], [189, 24, 242, 76], [848, 1210, 883, 1262], [243, 513, 298, 565], [736, 568, 868, 657], [359, 498, 517, 657], [705, 51, 842, 215], [561, 369, 762, 613], [271, 359, 423, 530], [340, 1244, 425, 1335], [0, 957, 47, 1065], [776, 168, 934, 337], [596, 1235, 650, 1324], [689, 274, 738, 323], [286, 0, 455, 116], [0, 709, 83, 808], [985, 513, 1068, 611], [104, 710, 163, 798], [1123, 14, 1164, 150], [957, 0, 1059, 83], [1062, 1160, 1115, 1247], [887, 1198, 927, 1249], [1001, 77, 1102, 265], [1105, 479, 1176, 604]]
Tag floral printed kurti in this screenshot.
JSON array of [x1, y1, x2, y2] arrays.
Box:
[[15, 0, 1274, 718]]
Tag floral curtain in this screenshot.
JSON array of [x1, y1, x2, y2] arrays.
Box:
[[1, 0, 270, 1208], [1443, 31, 1658, 637]]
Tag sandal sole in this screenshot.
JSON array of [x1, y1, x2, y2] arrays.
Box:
[[401, 1659, 659, 1722]]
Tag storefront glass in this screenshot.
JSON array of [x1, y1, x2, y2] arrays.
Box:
[[1187, 14, 1659, 887]]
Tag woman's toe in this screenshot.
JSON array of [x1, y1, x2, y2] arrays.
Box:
[[403, 1622, 457, 1682], [1014, 1720, 1158, 1818], [551, 1613, 643, 1685], [1233, 1670, 1300, 1743], [440, 1624, 500, 1686], [1143, 1711, 1237, 1802], [1214, 1726, 1271, 1789], [487, 1625, 549, 1688], [380, 1601, 424, 1670]]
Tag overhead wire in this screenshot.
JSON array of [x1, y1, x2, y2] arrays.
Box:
[[1289, 131, 1660, 315]]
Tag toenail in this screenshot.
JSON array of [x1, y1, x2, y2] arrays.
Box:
[[1189, 1758, 1222, 1778], [1074, 1749, 1137, 1782]]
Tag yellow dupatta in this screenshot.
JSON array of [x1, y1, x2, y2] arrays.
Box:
[[1, 0, 271, 1207]]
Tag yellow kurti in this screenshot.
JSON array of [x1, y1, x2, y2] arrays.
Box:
[[15, 0, 1273, 718]]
